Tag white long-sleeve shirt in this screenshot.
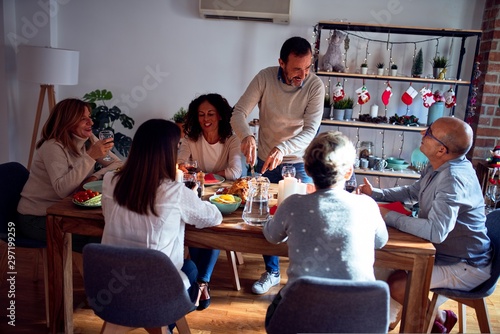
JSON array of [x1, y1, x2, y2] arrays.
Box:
[[101, 172, 222, 288]]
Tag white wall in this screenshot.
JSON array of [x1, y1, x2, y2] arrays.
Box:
[[2, 0, 486, 187]]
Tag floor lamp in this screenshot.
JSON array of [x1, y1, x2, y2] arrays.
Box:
[[17, 46, 79, 170]]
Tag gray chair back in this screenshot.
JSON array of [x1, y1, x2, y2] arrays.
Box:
[[83, 243, 194, 328], [266, 276, 390, 334]]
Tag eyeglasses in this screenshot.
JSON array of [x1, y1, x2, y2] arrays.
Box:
[[424, 124, 449, 154]]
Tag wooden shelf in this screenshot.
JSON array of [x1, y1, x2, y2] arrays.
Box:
[[355, 168, 421, 179], [316, 71, 470, 86], [321, 119, 427, 132]]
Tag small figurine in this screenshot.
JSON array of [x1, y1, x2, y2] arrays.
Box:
[[486, 145, 500, 184]]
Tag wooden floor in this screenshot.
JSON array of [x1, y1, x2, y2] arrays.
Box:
[[1, 247, 500, 333]]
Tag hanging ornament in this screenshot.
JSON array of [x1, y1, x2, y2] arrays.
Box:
[[332, 82, 345, 102], [356, 85, 370, 105], [420, 87, 436, 108], [444, 87, 456, 108], [401, 85, 418, 105], [381, 83, 392, 106]]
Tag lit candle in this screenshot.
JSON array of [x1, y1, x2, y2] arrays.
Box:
[[297, 182, 307, 195], [175, 164, 183, 182]]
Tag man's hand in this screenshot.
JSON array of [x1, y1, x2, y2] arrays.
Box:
[[241, 136, 257, 166], [261, 148, 284, 174], [356, 177, 373, 196]]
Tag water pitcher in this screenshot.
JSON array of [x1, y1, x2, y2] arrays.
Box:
[[242, 175, 270, 226]]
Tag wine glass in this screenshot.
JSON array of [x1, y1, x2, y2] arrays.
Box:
[[184, 159, 198, 173], [99, 130, 114, 161], [485, 184, 500, 213], [281, 164, 296, 178], [183, 172, 201, 198], [345, 178, 357, 193]]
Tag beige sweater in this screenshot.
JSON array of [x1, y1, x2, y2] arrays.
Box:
[[18, 135, 122, 216]]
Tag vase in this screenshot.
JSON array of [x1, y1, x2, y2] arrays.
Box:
[[331, 108, 345, 120], [427, 102, 445, 125], [391, 69, 397, 76], [323, 107, 331, 119], [433, 68, 443, 79], [344, 108, 353, 120], [377, 68, 384, 75], [361, 67, 368, 74]]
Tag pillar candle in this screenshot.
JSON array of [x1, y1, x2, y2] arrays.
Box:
[[277, 180, 284, 206], [297, 182, 307, 195], [283, 177, 297, 201], [370, 104, 379, 118], [175, 164, 183, 182]]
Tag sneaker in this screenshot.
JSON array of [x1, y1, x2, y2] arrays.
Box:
[[252, 271, 280, 294]]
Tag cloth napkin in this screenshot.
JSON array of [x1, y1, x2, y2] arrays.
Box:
[[378, 202, 412, 216]]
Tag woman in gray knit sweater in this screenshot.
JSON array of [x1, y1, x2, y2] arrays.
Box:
[[264, 131, 388, 327]]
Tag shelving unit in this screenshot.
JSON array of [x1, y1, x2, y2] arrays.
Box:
[[315, 21, 482, 180]]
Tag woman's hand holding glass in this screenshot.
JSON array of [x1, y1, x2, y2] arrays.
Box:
[[99, 130, 114, 161]]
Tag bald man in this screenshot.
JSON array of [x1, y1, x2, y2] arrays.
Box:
[[358, 117, 492, 333]]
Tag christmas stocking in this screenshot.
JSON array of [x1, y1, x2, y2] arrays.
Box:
[[401, 85, 418, 105], [381, 85, 392, 106], [420, 87, 435, 108], [444, 88, 456, 108], [356, 85, 370, 105], [332, 82, 345, 102]]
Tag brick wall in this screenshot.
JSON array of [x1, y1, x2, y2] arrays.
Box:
[[469, 0, 500, 166]]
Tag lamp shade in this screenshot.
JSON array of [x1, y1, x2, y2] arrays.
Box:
[[18, 46, 79, 85]]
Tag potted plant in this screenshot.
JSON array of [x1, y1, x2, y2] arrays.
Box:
[[83, 89, 135, 157], [331, 98, 348, 120], [172, 107, 188, 137], [376, 62, 384, 75], [412, 48, 423, 78], [342, 97, 355, 120], [431, 56, 449, 79], [390, 63, 398, 76], [323, 93, 332, 119], [360, 62, 368, 75]]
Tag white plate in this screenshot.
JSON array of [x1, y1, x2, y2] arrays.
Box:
[[72, 198, 101, 208], [83, 180, 103, 193], [204, 174, 225, 186]]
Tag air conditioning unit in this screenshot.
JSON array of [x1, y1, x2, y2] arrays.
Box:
[[199, 0, 291, 25]]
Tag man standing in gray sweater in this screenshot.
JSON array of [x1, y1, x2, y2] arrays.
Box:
[[231, 36, 325, 294]]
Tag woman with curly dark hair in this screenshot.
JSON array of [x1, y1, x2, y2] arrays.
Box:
[[178, 93, 242, 180], [178, 93, 243, 310]]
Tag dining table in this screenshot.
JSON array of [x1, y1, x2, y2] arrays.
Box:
[[45, 181, 435, 334]]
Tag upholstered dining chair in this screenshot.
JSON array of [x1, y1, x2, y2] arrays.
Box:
[[83, 243, 194, 334], [425, 209, 500, 333], [0, 162, 49, 326], [265, 276, 390, 334]]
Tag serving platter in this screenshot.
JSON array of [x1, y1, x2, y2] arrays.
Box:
[[72, 199, 101, 208]]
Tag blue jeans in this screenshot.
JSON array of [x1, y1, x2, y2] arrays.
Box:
[[169, 259, 198, 331], [188, 247, 220, 282], [255, 158, 311, 273]]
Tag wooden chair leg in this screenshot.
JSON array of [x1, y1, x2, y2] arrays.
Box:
[[226, 250, 241, 291], [175, 316, 191, 334], [42, 249, 50, 328], [473, 298, 491, 333], [235, 251, 244, 265], [457, 302, 466, 333], [33, 249, 41, 281]]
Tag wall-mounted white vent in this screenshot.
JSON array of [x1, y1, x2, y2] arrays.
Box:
[[199, 0, 291, 25]]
